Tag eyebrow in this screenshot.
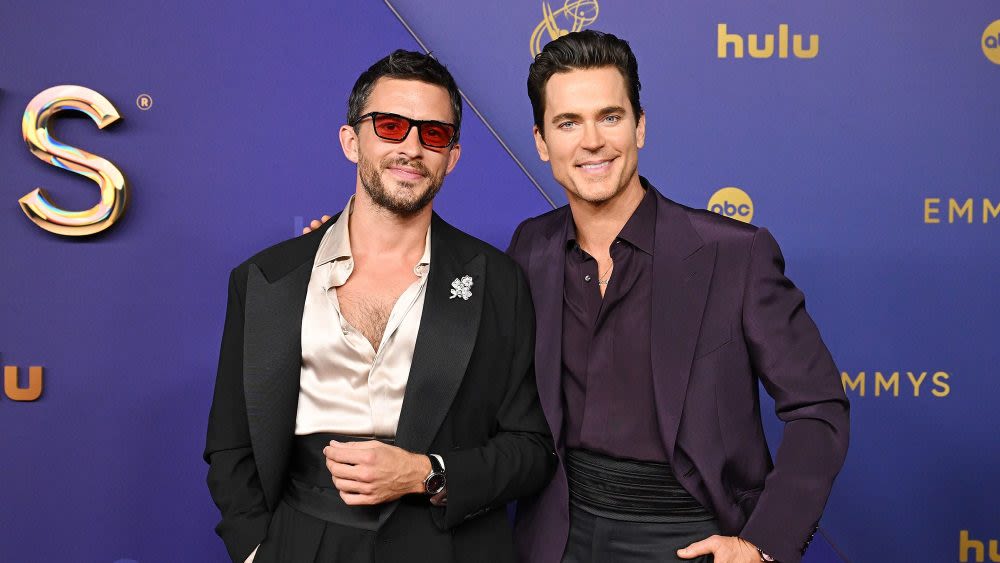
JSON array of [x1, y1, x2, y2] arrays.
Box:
[[549, 106, 628, 124]]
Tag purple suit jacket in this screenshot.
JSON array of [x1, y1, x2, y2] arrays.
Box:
[[506, 183, 849, 563]]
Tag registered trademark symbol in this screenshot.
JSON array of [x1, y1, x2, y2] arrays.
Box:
[[136, 94, 153, 110]]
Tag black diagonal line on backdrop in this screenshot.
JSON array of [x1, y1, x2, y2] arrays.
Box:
[[382, 0, 557, 209]]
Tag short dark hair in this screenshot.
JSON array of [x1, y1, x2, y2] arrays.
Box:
[[527, 30, 642, 134], [347, 49, 463, 140]]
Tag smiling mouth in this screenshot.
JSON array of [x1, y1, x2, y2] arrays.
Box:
[[576, 157, 617, 174], [387, 166, 426, 181]]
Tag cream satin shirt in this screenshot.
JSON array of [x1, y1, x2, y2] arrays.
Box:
[[294, 196, 431, 437], [246, 199, 430, 563]]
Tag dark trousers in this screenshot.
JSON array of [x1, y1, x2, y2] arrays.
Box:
[[562, 504, 721, 563], [253, 434, 388, 563], [255, 499, 375, 563]]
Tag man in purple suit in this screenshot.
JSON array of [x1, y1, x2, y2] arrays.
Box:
[[505, 31, 849, 563]]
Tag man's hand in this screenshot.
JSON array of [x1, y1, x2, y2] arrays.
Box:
[[677, 535, 762, 562], [323, 440, 431, 505], [302, 214, 332, 235]]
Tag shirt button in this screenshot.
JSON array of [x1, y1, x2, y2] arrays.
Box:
[[342, 329, 348, 335], [584, 275, 592, 282]]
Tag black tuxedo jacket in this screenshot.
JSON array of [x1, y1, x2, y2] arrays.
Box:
[[204, 212, 556, 562]]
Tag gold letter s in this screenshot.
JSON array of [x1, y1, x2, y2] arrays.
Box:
[[19, 85, 127, 236]]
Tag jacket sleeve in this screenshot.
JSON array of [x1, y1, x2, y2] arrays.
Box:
[[204, 267, 272, 562], [434, 264, 557, 529], [738, 228, 850, 563]]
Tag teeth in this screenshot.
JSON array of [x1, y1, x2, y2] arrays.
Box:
[[581, 161, 609, 169]]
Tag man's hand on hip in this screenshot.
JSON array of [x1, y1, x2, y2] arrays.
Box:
[[323, 440, 431, 505], [677, 535, 763, 562]]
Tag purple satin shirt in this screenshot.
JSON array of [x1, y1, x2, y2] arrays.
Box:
[[561, 187, 669, 463]]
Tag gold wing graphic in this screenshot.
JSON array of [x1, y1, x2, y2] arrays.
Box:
[[529, 0, 600, 58]]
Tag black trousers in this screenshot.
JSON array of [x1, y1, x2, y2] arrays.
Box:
[[561, 504, 721, 563], [255, 498, 376, 563], [253, 434, 392, 563]]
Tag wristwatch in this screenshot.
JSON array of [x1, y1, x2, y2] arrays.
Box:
[[423, 454, 446, 495]]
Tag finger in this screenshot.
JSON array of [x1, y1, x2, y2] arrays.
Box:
[[326, 459, 370, 481], [677, 536, 718, 558], [331, 477, 373, 494], [340, 490, 377, 505], [322, 215, 331, 222], [331, 439, 382, 449], [309, 219, 322, 229], [324, 444, 376, 465]]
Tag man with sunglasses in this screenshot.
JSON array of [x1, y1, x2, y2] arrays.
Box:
[[205, 50, 555, 563]]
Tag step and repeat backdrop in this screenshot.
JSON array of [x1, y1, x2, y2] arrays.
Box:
[[1, 1, 997, 562]]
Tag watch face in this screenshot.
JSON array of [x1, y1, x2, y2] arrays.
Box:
[[426, 473, 446, 495]]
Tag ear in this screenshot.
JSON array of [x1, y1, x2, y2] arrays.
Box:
[[340, 124, 359, 164], [533, 125, 550, 162], [636, 110, 646, 150], [444, 142, 462, 176]]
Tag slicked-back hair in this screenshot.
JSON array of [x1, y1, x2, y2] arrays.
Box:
[[527, 30, 642, 135], [347, 49, 463, 140]]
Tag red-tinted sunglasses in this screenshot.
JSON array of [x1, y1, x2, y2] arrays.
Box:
[[352, 111, 457, 149]]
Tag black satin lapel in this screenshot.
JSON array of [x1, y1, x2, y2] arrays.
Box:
[[528, 229, 566, 447], [382, 249, 484, 526], [394, 252, 486, 454], [243, 261, 311, 510], [651, 242, 716, 459]]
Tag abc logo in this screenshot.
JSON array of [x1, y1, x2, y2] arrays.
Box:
[[708, 187, 754, 223], [982, 19, 1000, 65]]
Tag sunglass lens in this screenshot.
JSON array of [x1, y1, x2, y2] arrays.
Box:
[[372, 114, 410, 141], [419, 123, 455, 148]]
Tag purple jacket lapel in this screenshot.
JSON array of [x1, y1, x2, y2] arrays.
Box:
[[650, 190, 717, 460]]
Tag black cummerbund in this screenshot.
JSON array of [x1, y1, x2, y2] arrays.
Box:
[[283, 432, 396, 531], [565, 448, 715, 523]]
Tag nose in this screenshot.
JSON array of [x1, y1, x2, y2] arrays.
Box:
[[580, 121, 605, 151], [395, 124, 424, 158]]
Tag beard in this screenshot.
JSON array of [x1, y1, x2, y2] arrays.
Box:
[[359, 153, 444, 218]]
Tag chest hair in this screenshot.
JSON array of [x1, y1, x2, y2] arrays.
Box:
[[337, 291, 398, 352]]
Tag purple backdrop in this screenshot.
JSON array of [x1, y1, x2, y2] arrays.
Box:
[[2, 1, 998, 562]]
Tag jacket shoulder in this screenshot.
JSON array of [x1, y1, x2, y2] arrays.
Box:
[[513, 205, 567, 239], [664, 197, 760, 248], [230, 216, 337, 283], [506, 205, 568, 262]]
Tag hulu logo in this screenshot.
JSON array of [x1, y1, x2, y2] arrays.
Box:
[[960, 530, 1000, 562], [717, 23, 819, 59]]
